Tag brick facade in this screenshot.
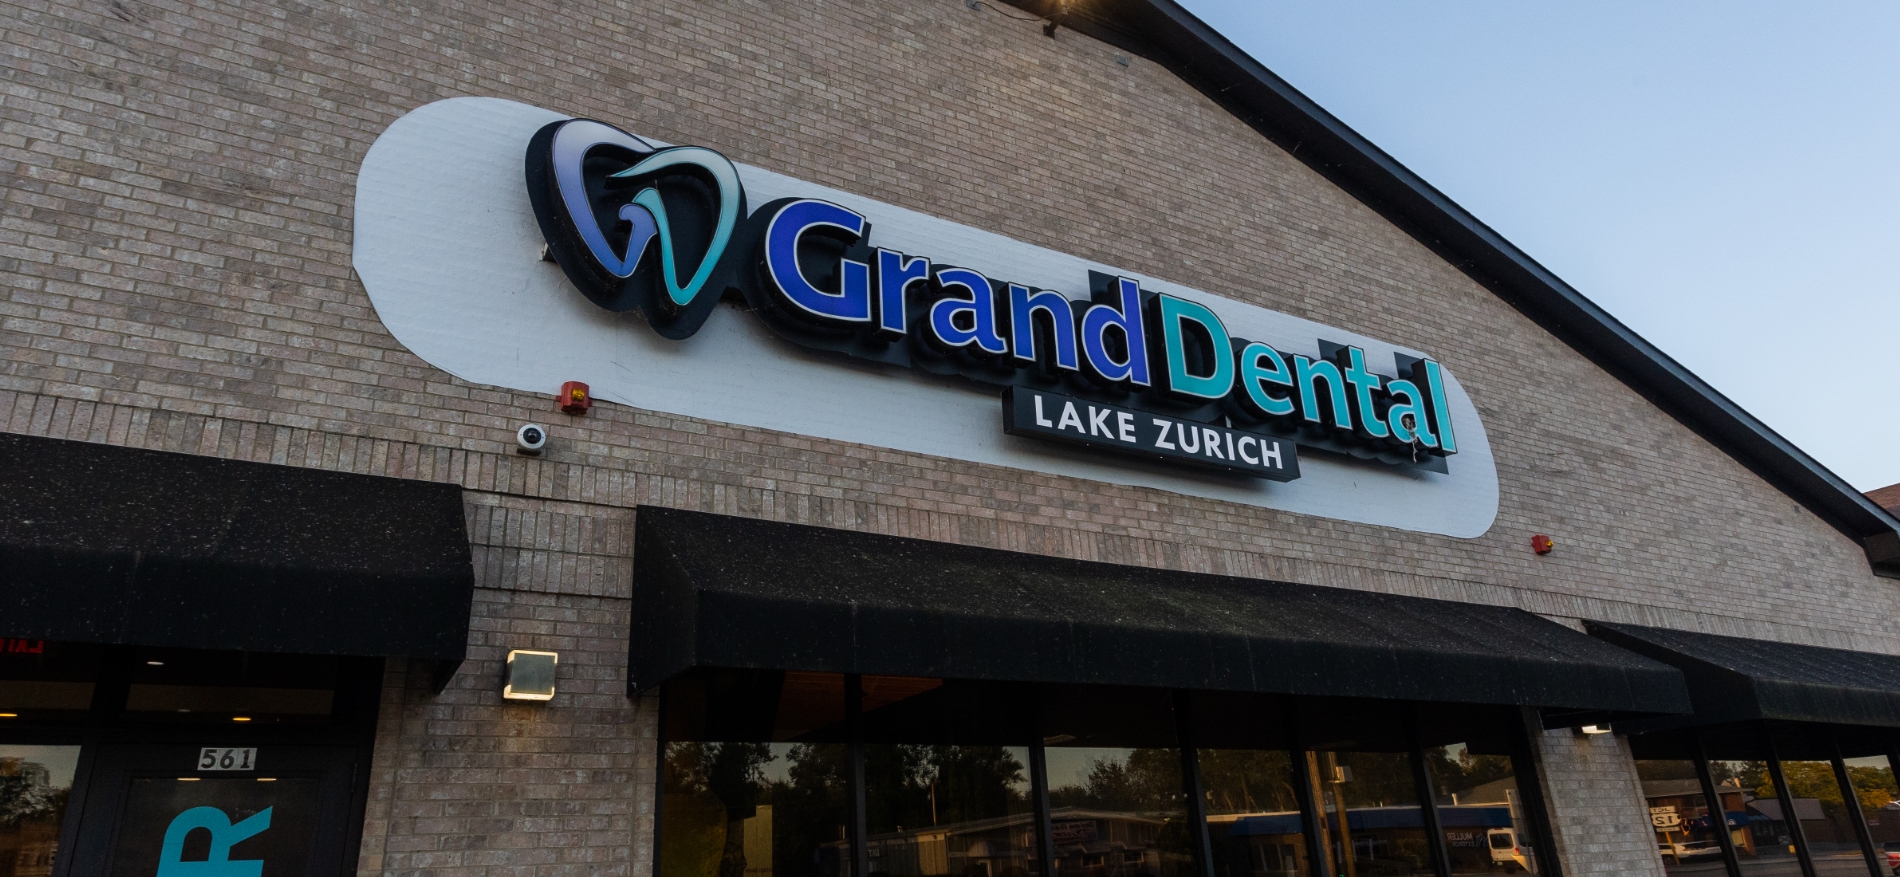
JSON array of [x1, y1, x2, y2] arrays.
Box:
[[2, 1, 1891, 874]]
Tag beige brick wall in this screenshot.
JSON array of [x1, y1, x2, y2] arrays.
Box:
[[1530, 727, 1667, 877], [359, 589, 655, 877], [3, 0, 1892, 874]]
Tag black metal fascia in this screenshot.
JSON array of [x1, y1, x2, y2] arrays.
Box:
[[1001, 0, 1900, 576]]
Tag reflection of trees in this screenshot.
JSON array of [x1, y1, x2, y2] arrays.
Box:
[[665, 742, 851, 877], [868, 746, 1028, 831], [1704, 760, 1899, 820], [1709, 761, 1768, 793], [0, 775, 57, 825], [668, 743, 775, 877], [1423, 748, 1514, 801], [1048, 750, 1181, 812], [777, 743, 852, 877], [1847, 764, 1897, 812], [1328, 752, 1416, 809], [1197, 750, 1298, 814], [1761, 762, 1884, 819]]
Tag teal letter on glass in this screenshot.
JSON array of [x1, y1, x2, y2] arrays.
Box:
[[157, 806, 272, 877]]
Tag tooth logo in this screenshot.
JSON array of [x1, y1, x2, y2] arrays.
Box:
[[525, 119, 745, 338]]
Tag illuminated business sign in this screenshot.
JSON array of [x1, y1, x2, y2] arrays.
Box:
[[354, 97, 1500, 536], [524, 118, 1463, 482]]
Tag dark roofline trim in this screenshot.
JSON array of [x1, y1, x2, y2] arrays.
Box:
[[1003, 0, 1900, 576]]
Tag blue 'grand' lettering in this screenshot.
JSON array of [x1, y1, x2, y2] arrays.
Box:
[[764, 199, 872, 323], [528, 118, 1463, 474]]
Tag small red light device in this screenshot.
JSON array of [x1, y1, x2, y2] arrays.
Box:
[[1531, 534, 1554, 555], [559, 381, 591, 415]]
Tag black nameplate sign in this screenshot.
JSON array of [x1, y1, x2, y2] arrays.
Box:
[[1003, 388, 1300, 481]]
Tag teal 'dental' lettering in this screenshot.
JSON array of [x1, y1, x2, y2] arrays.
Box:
[[157, 806, 272, 877]]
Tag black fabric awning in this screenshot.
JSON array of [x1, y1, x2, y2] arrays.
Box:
[[1588, 621, 1900, 728], [0, 433, 474, 661], [631, 506, 1690, 715]]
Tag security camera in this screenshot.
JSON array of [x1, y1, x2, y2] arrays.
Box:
[[516, 424, 548, 455]]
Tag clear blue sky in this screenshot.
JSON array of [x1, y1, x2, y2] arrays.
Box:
[[1175, 1, 1900, 493]]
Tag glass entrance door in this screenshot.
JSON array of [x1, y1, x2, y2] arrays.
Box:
[[55, 744, 360, 877]]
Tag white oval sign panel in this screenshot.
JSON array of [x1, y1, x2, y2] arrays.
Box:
[[352, 97, 1499, 537]]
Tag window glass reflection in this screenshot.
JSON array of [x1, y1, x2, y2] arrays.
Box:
[[1843, 755, 1899, 865], [1428, 743, 1541, 874], [1635, 760, 1726, 875], [863, 745, 1037, 877], [1306, 750, 1431, 876], [663, 671, 853, 877], [1045, 747, 1193, 877], [1776, 760, 1868, 876], [0, 745, 78, 877], [663, 742, 852, 877], [1708, 760, 1799, 874], [1199, 749, 1304, 877]]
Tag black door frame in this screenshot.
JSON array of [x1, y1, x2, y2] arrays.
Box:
[[0, 651, 383, 877]]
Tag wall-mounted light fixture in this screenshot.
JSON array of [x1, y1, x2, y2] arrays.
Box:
[[503, 649, 558, 702], [1576, 724, 1613, 736]]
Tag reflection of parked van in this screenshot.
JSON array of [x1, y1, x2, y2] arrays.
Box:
[[1488, 829, 1530, 872]]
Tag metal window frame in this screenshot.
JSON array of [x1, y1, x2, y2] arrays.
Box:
[[1765, 742, 1820, 877], [1691, 730, 1746, 876], [1829, 739, 1884, 877], [1405, 705, 1455, 877], [1675, 724, 1893, 877], [25, 647, 385, 877]]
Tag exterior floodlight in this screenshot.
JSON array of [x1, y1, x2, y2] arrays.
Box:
[[503, 649, 558, 701]]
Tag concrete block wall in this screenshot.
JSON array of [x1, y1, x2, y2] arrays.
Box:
[[3, 0, 1894, 874]]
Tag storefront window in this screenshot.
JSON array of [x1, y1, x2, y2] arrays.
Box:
[[1305, 750, 1431, 876], [1428, 742, 1541, 875], [1708, 760, 1798, 874], [1775, 759, 1868, 876], [864, 745, 1036, 877], [662, 671, 853, 877], [658, 682, 1564, 877], [1043, 747, 1192, 877], [1842, 754, 1898, 864], [1635, 760, 1725, 875], [1198, 749, 1304, 877], [0, 745, 78, 877], [105, 775, 324, 877]]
